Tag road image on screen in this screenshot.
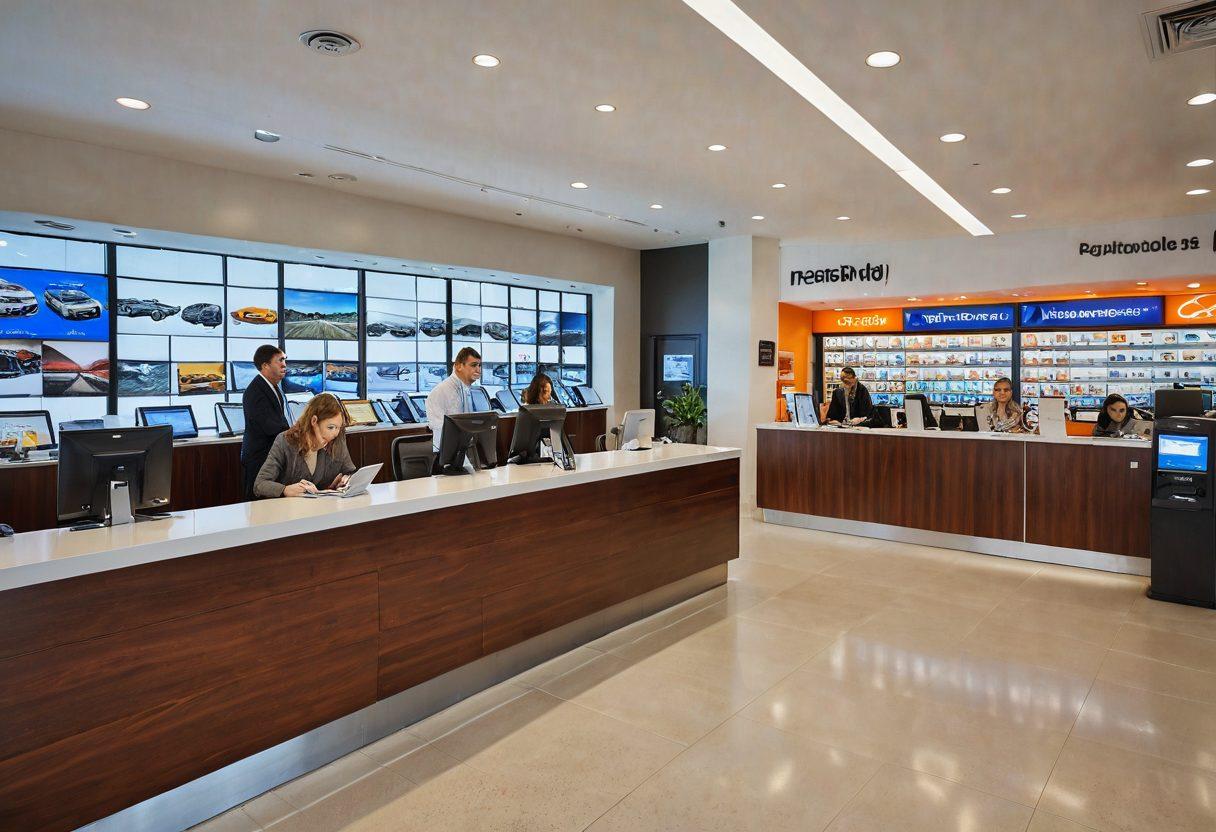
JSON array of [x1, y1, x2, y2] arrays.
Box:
[[1157, 434, 1209, 473]]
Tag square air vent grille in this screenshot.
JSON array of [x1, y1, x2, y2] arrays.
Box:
[[1143, 1, 1216, 59]]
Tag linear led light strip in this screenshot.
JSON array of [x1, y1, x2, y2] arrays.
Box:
[[682, 0, 993, 237], [324, 144, 673, 233]]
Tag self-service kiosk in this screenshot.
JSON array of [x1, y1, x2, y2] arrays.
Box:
[[1149, 416, 1216, 608]]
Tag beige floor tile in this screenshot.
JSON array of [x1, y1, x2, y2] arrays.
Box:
[[1026, 811, 1101, 832], [960, 618, 1108, 679], [264, 768, 416, 832], [432, 689, 683, 802], [358, 729, 426, 768], [1125, 595, 1216, 641], [540, 651, 742, 744], [584, 592, 726, 653], [1013, 567, 1146, 613], [273, 752, 382, 811], [587, 717, 881, 832], [407, 680, 530, 741], [824, 763, 1034, 831], [1097, 649, 1216, 705], [819, 553, 956, 593], [509, 645, 603, 689], [801, 635, 1091, 732], [240, 790, 297, 828], [605, 601, 736, 661], [841, 594, 989, 651], [380, 742, 464, 786], [1073, 680, 1216, 774], [729, 559, 821, 593], [1112, 622, 1216, 674], [1040, 737, 1216, 832], [984, 596, 1128, 647], [737, 593, 873, 636], [190, 808, 263, 832]]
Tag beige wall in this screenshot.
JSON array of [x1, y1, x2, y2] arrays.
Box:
[[0, 127, 640, 422]]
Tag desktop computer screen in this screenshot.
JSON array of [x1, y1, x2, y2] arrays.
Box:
[[508, 403, 575, 468], [57, 425, 173, 526], [495, 389, 521, 412], [0, 409, 56, 451], [408, 393, 429, 419], [391, 395, 420, 424], [470, 386, 493, 412], [216, 403, 245, 436], [437, 411, 499, 473], [137, 405, 199, 439]]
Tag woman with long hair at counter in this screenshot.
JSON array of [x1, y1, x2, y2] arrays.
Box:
[[254, 393, 356, 498], [521, 372, 554, 405], [1093, 393, 1135, 437], [976, 377, 1028, 433]]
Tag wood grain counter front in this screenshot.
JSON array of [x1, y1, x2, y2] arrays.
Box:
[[0, 444, 737, 831], [757, 425, 1150, 563]]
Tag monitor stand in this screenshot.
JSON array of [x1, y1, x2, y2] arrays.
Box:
[[68, 481, 171, 532], [550, 426, 575, 471]]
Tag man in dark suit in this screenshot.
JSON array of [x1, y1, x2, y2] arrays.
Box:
[[825, 366, 874, 426], [241, 344, 290, 498]]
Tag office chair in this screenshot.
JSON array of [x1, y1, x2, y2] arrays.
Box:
[[390, 434, 435, 481]]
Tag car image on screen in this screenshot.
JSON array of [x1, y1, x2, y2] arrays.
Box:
[[44, 285, 103, 320], [0, 282, 38, 317], [182, 303, 223, 328], [117, 297, 182, 321], [230, 306, 277, 325]]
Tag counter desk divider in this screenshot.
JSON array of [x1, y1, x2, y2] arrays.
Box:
[[756, 423, 1152, 576]]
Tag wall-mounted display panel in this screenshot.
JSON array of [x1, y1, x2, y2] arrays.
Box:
[[0, 267, 109, 341]]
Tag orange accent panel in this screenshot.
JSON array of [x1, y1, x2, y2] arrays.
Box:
[[1165, 293, 1216, 326], [811, 307, 903, 333]]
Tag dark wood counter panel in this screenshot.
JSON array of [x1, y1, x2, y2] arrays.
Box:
[[0, 408, 607, 533], [757, 427, 1151, 562], [0, 451, 737, 832]]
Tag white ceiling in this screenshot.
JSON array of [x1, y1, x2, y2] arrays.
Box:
[[0, 0, 1212, 249]]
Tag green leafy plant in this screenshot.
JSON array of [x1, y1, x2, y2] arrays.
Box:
[[661, 383, 707, 428]]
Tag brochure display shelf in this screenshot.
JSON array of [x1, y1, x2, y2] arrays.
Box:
[[1020, 327, 1216, 409]]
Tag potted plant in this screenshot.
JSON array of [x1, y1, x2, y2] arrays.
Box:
[[660, 383, 707, 444]]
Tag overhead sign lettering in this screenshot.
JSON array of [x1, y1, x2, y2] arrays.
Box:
[[1020, 297, 1164, 328], [1078, 236, 1202, 258], [790, 262, 889, 287], [903, 304, 1015, 332]]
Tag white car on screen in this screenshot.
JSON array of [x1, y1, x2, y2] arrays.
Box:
[[44, 284, 104, 319], [0, 281, 38, 317]]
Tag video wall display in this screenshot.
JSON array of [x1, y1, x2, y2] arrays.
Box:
[[1020, 328, 1216, 409], [0, 231, 595, 433], [0, 267, 109, 341]]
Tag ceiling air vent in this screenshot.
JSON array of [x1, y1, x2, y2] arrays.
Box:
[[299, 30, 361, 57], [1143, 1, 1216, 59], [34, 219, 75, 231]]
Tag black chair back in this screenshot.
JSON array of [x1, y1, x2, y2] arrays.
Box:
[[391, 434, 435, 481]]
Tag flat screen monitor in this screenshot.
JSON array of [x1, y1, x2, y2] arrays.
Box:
[[902, 394, 938, 429], [0, 409, 56, 451], [620, 409, 654, 448], [286, 399, 307, 424], [136, 405, 199, 439], [341, 399, 379, 426], [1157, 433, 1209, 473], [215, 403, 245, 436], [508, 403, 575, 468], [60, 418, 105, 433], [575, 385, 601, 406], [392, 395, 420, 424], [494, 388, 520, 412], [437, 411, 499, 473], [57, 425, 173, 526], [408, 392, 429, 419], [470, 386, 493, 412], [371, 399, 401, 425], [552, 384, 577, 408], [791, 393, 818, 427], [1155, 388, 1213, 419]]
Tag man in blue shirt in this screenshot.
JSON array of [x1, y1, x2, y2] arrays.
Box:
[[425, 346, 482, 453]]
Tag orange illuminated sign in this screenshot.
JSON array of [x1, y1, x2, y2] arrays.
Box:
[[812, 307, 902, 333], [1165, 293, 1216, 326]]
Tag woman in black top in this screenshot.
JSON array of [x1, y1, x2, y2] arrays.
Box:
[[826, 367, 873, 425], [1093, 393, 1135, 437]]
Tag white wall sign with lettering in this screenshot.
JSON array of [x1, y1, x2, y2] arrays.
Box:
[[780, 213, 1216, 303]]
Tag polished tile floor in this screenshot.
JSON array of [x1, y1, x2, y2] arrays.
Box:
[[197, 520, 1216, 832]]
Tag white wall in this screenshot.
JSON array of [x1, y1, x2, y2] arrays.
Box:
[[0, 127, 640, 423], [708, 235, 779, 513]]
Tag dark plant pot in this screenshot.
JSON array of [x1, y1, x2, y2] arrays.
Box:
[[668, 424, 706, 445]]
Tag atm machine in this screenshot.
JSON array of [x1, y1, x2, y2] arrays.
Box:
[[1149, 416, 1216, 608]]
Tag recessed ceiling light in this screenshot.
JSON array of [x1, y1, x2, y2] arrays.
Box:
[[594, 104, 616, 112], [751, 215, 765, 220], [835, 216, 850, 221], [958, 295, 968, 300], [834, 307, 844, 311], [771, 182, 786, 189], [111, 228, 136, 237], [328, 173, 357, 182], [1186, 188, 1211, 196], [707, 144, 727, 152], [1188, 282, 1202, 289], [296, 172, 314, 178], [1010, 213, 1027, 218], [570, 181, 589, 189], [253, 129, 280, 143], [1186, 158, 1213, 167], [314, 255, 325, 260], [1188, 92, 1216, 106], [34, 219, 75, 230], [907, 296, 920, 301], [990, 187, 1012, 194], [939, 133, 966, 143], [115, 97, 150, 110], [649, 204, 663, 209], [472, 54, 500, 68], [865, 51, 900, 68], [1135, 281, 1148, 286]]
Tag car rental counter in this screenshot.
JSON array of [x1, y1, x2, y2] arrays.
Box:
[[0, 442, 739, 832], [757, 423, 1150, 575]]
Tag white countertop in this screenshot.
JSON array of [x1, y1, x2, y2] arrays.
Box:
[[0, 407, 608, 470], [0, 442, 737, 591], [756, 422, 1148, 449]]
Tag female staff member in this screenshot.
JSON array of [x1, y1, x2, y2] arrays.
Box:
[[977, 377, 1028, 433], [825, 367, 873, 425], [521, 372, 554, 405], [254, 394, 356, 498], [1093, 393, 1135, 437]]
